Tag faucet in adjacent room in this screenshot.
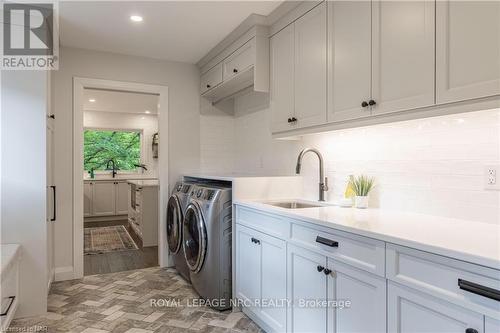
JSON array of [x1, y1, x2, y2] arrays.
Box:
[[295, 148, 329, 201], [106, 159, 118, 178]]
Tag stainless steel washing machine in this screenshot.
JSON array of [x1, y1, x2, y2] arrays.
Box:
[[166, 181, 195, 281], [182, 184, 232, 310]]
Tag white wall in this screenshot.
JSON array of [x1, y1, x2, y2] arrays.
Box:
[[53, 47, 200, 278], [1, 71, 48, 317], [83, 111, 159, 178], [200, 93, 500, 225]]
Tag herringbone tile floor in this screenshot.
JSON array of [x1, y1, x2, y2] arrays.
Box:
[[9, 267, 262, 333]]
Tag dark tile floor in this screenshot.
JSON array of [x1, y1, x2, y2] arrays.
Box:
[[9, 267, 262, 333]]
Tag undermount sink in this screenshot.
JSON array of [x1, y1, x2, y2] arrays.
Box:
[[263, 201, 325, 209]]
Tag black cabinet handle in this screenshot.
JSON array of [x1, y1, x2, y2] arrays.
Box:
[[324, 268, 332, 275], [361, 101, 369, 108], [368, 99, 376, 106], [48, 114, 55, 119], [316, 236, 339, 247], [206, 84, 211, 88], [458, 279, 500, 301], [0, 296, 15, 316], [317, 265, 324, 272], [233, 68, 238, 73], [287, 118, 292, 123], [251, 237, 260, 245], [50, 185, 56, 222], [291, 117, 297, 122], [465, 329, 478, 333]]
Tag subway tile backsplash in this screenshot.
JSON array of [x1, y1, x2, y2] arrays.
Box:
[[200, 99, 500, 224]]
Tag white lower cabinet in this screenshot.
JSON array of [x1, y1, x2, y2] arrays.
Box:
[[485, 317, 500, 333], [388, 282, 484, 333], [84, 180, 131, 217], [91, 181, 116, 216], [236, 225, 287, 332]]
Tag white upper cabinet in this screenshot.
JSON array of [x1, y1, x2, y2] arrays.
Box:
[[223, 41, 254, 81], [294, 2, 327, 129], [270, 2, 327, 133], [270, 24, 295, 133], [200, 63, 223, 95], [436, 1, 500, 103], [328, 1, 372, 122], [371, 0, 435, 115]]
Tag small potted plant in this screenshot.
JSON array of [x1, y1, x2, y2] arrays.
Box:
[[349, 175, 375, 209]]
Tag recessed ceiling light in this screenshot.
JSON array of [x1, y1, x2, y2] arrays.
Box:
[[130, 15, 143, 22], [89, 98, 96, 102], [145, 110, 151, 114]]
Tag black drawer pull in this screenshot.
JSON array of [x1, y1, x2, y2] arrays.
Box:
[[458, 279, 500, 301], [316, 236, 339, 247], [251, 237, 260, 245], [0, 296, 15, 316]]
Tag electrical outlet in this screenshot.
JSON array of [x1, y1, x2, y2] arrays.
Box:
[[484, 165, 500, 190]]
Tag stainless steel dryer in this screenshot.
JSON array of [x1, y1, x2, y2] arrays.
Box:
[[166, 181, 194, 281], [182, 184, 232, 310]]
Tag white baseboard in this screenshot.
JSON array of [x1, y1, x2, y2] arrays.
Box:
[[47, 268, 55, 292], [54, 266, 74, 281]]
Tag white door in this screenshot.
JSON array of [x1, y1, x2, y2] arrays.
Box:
[[46, 72, 55, 286], [83, 182, 92, 217], [388, 282, 484, 333], [436, 0, 500, 103], [371, 0, 435, 115], [235, 225, 262, 316], [260, 231, 287, 332], [327, 260, 386, 333], [288, 244, 327, 333], [270, 24, 295, 133], [91, 181, 116, 216], [486, 317, 500, 333], [328, 1, 372, 122], [115, 181, 129, 215], [294, 2, 327, 129]]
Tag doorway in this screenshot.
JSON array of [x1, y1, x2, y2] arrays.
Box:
[[73, 78, 169, 278]]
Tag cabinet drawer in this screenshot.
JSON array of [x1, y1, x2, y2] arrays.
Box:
[[223, 39, 254, 81], [235, 206, 290, 239], [200, 63, 223, 94], [290, 222, 385, 276], [387, 244, 500, 318]]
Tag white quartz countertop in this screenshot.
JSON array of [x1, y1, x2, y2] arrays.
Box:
[[1, 244, 21, 277], [235, 200, 500, 270], [127, 179, 159, 187], [184, 173, 300, 182]]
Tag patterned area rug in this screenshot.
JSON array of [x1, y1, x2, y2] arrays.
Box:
[[84, 225, 138, 255]]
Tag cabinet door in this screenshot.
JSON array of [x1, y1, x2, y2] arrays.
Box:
[[371, 0, 435, 115], [200, 63, 223, 94], [328, 1, 372, 122], [294, 2, 327, 129], [115, 182, 129, 215], [223, 40, 254, 81], [486, 317, 500, 333], [91, 181, 116, 216], [83, 182, 92, 217], [260, 230, 287, 332], [270, 24, 295, 133], [436, 1, 500, 103], [235, 225, 262, 316], [388, 282, 484, 333], [327, 260, 386, 333], [288, 244, 327, 333]]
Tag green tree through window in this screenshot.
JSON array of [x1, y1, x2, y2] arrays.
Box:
[[84, 129, 141, 171]]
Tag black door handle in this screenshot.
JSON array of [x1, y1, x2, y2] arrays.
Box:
[[0, 296, 15, 316], [290, 117, 297, 122], [50, 185, 56, 221], [317, 265, 324, 272], [251, 237, 260, 245], [368, 99, 376, 106], [206, 84, 211, 88], [233, 68, 238, 73], [458, 279, 500, 301], [287, 118, 292, 123], [361, 101, 369, 108], [316, 236, 339, 247], [465, 329, 478, 333], [324, 269, 332, 275]]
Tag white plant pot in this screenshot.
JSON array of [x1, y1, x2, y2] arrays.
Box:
[[355, 196, 369, 209]]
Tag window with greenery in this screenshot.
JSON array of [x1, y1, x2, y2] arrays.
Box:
[[84, 129, 141, 172]]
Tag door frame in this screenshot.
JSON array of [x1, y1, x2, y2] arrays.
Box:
[[73, 77, 169, 278]]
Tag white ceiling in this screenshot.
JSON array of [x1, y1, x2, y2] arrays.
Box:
[[59, 1, 282, 63], [83, 89, 159, 114]]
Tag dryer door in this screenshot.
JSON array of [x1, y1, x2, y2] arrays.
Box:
[[183, 202, 207, 273], [166, 195, 183, 254]]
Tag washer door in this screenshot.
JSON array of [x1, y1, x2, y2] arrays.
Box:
[[183, 202, 207, 273], [166, 195, 183, 254]]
